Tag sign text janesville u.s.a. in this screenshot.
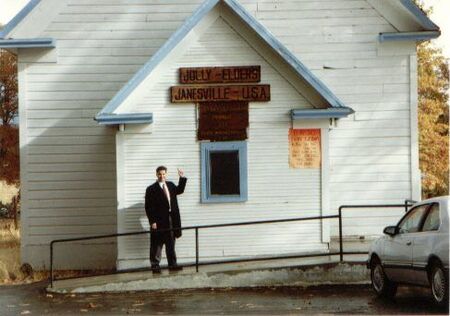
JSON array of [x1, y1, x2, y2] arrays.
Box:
[[171, 84, 270, 103]]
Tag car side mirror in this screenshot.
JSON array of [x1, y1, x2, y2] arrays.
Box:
[[383, 226, 398, 236]]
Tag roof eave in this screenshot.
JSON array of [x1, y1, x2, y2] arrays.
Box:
[[0, 38, 56, 48], [291, 108, 355, 120], [379, 30, 441, 42], [94, 113, 154, 125]]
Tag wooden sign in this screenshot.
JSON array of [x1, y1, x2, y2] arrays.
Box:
[[198, 101, 248, 141], [171, 84, 270, 103], [289, 129, 321, 169], [180, 66, 260, 84]]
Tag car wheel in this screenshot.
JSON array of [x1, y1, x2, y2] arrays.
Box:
[[430, 263, 449, 306], [371, 258, 397, 299]]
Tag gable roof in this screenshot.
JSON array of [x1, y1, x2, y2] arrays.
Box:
[[1, 0, 440, 124], [96, 0, 355, 124]]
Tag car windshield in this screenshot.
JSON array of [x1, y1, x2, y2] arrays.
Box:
[[422, 203, 440, 231], [398, 205, 429, 233]]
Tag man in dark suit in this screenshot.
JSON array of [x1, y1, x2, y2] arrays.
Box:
[[145, 166, 187, 273]]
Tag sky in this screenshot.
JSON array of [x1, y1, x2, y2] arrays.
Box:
[[0, 0, 449, 58]]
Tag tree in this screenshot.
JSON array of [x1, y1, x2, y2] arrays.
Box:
[[417, 42, 449, 198], [0, 50, 18, 125], [0, 49, 19, 185], [412, 1, 449, 198]]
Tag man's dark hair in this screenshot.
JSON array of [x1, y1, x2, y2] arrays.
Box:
[[156, 166, 167, 173]]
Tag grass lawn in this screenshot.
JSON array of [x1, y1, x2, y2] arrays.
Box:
[[0, 219, 21, 282], [0, 219, 47, 284], [0, 219, 111, 284]]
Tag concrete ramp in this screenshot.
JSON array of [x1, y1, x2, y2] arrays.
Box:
[[48, 255, 369, 293]]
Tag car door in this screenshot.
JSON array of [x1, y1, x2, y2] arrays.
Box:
[[411, 203, 440, 286], [383, 204, 429, 283]]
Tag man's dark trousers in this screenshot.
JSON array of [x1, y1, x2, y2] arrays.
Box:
[[150, 216, 176, 267]]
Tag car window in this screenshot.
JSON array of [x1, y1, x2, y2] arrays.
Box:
[[398, 204, 429, 234], [422, 203, 440, 232]]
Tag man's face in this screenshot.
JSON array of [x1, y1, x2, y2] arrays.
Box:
[[156, 170, 167, 182]]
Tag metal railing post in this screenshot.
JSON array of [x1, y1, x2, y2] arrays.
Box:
[[50, 241, 54, 288], [195, 228, 199, 272], [404, 199, 416, 212], [338, 206, 343, 262]]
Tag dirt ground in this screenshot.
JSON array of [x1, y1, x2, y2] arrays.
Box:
[[0, 282, 448, 315]]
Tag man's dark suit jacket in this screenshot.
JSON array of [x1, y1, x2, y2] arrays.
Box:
[[145, 177, 187, 238]]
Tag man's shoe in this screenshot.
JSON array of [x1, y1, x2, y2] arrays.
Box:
[[151, 265, 161, 274], [168, 265, 183, 271]]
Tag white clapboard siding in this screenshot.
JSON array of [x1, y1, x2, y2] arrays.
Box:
[[242, 0, 412, 238], [117, 17, 325, 267], [21, 0, 416, 268], [21, 0, 199, 268]]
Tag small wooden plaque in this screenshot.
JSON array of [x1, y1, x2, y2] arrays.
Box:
[[198, 101, 249, 141]]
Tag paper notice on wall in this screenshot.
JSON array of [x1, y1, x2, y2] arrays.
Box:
[[289, 129, 321, 169]]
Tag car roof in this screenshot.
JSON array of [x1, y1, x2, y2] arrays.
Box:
[[416, 195, 449, 207]]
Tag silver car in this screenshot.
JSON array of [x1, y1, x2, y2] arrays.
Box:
[[367, 196, 449, 306]]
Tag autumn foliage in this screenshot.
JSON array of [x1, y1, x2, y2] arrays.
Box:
[[417, 42, 449, 198], [0, 49, 19, 185]]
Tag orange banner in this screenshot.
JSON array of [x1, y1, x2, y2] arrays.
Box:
[[289, 129, 321, 169]]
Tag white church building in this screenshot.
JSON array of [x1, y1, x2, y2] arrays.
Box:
[[0, 0, 440, 270]]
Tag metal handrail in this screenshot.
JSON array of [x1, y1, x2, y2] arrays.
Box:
[[49, 199, 418, 287], [50, 214, 339, 287]]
